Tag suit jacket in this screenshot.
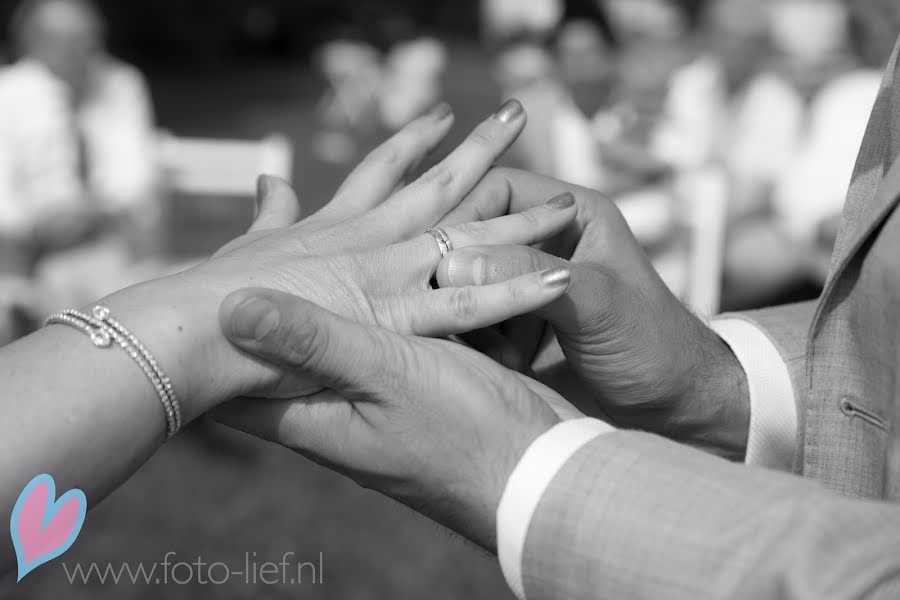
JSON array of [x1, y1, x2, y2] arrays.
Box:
[[520, 41, 900, 599]]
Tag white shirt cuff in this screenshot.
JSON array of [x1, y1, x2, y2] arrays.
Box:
[[496, 418, 615, 600], [711, 318, 797, 471]]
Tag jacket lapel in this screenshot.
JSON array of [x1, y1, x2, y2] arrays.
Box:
[[819, 38, 900, 300]]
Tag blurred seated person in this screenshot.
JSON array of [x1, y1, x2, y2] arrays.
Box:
[[378, 18, 447, 132], [654, 0, 879, 309], [482, 0, 622, 189], [0, 0, 160, 339]]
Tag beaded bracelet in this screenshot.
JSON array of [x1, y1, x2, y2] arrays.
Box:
[[44, 305, 182, 438]]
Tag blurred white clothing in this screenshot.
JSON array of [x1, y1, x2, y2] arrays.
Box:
[[655, 57, 880, 244], [0, 57, 158, 238], [653, 56, 803, 183], [379, 37, 447, 131], [550, 93, 604, 189], [773, 70, 881, 244], [482, 0, 563, 40]]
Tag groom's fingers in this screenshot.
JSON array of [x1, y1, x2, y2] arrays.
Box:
[[220, 288, 404, 398], [248, 175, 302, 232]]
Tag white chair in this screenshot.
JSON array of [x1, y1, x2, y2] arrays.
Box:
[[157, 132, 294, 196]]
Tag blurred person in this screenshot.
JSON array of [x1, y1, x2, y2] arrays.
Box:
[[482, 0, 619, 189], [312, 33, 382, 164], [378, 17, 447, 132], [722, 0, 879, 307], [0, 0, 160, 324], [652, 0, 878, 308]]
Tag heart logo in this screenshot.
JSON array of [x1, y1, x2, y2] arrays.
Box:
[[10, 474, 87, 581]]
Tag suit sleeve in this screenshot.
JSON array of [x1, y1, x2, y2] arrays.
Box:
[[718, 300, 815, 404], [519, 429, 900, 600]]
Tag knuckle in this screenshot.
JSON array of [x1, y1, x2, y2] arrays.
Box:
[[448, 286, 479, 322], [466, 122, 500, 148], [517, 209, 542, 229], [365, 142, 402, 167], [466, 127, 496, 148], [454, 220, 488, 240], [505, 279, 525, 304], [421, 164, 455, 188]]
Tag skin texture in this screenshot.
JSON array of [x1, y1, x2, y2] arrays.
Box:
[[0, 101, 577, 569], [216, 289, 569, 552]]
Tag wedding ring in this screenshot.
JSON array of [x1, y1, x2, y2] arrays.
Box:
[[425, 227, 453, 259]]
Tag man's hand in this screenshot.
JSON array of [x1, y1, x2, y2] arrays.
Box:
[[214, 287, 576, 551], [436, 168, 751, 460]]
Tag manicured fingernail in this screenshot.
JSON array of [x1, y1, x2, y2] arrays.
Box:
[[546, 192, 575, 209], [541, 267, 571, 289], [492, 98, 524, 123], [428, 102, 453, 121], [257, 174, 273, 199], [230, 296, 280, 341], [446, 253, 485, 287]]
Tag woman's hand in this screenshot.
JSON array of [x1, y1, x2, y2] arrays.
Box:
[[434, 168, 751, 460], [95, 100, 579, 422]]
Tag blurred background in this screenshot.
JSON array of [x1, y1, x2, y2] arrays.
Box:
[[0, 0, 898, 597]]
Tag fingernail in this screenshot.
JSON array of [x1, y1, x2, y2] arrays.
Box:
[[257, 174, 273, 199], [446, 253, 485, 287], [492, 98, 524, 123], [546, 192, 575, 209], [230, 296, 280, 341], [428, 101, 453, 121], [541, 267, 571, 289]]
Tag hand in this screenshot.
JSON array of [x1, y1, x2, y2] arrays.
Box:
[[214, 288, 578, 551], [435, 168, 750, 460], [96, 101, 577, 422]]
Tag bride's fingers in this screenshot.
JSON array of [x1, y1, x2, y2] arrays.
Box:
[[384, 191, 576, 286], [394, 267, 571, 337], [439, 192, 576, 251], [356, 99, 527, 245], [248, 175, 302, 233], [437, 167, 514, 227], [309, 103, 454, 225]]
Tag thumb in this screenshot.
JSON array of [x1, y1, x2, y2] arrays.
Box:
[[249, 174, 302, 232], [220, 288, 400, 398]]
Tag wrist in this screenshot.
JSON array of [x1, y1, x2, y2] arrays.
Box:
[[443, 411, 559, 553], [671, 320, 750, 461], [93, 265, 263, 423]]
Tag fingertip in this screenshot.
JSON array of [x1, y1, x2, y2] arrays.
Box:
[[492, 98, 525, 124], [539, 267, 571, 293], [220, 289, 281, 344], [545, 192, 576, 210], [426, 101, 453, 123]]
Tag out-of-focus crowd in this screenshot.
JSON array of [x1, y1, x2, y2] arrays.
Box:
[[481, 0, 900, 312], [2, 0, 899, 345], [0, 0, 161, 345]]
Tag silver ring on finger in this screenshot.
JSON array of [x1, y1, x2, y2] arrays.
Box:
[[425, 227, 454, 259]]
